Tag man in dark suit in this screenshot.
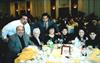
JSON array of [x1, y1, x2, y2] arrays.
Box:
[[7, 25, 33, 63], [37, 13, 60, 41]]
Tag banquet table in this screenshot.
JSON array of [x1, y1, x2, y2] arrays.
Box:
[[15, 44, 100, 63]]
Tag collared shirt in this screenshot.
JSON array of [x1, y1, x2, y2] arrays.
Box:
[[2, 20, 31, 39]]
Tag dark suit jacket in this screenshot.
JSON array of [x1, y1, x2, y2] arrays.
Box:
[[38, 20, 59, 34], [37, 20, 59, 41], [8, 33, 32, 54], [85, 36, 100, 48], [31, 36, 44, 46]]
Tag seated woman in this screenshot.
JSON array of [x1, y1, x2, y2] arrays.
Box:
[[85, 31, 100, 49], [60, 27, 72, 44], [30, 27, 44, 49], [45, 26, 58, 44], [73, 29, 88, 48]]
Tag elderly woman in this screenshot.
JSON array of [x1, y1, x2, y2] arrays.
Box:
[[30, 27, 44, 49]]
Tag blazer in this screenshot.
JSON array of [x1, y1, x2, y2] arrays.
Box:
[[8, 33, 32, 54], [38, 20, 59, 33], [31, 36, 44, 46]]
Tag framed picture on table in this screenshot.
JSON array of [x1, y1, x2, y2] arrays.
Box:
[[61, 45, 71, 57]]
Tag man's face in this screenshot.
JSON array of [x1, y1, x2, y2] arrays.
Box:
[[43, 16, 48, 22], [16, 26, 24, 37], [21, 16, 28, 25]]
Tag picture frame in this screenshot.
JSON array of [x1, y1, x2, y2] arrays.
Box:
[[61, 45, 71, 56]]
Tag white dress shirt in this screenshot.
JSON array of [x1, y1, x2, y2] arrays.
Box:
[[2, 20, 31, 39]]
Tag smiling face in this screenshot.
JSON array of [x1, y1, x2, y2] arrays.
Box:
[[79, 29, 85, 38], [16, 25, 24, 37], [21, 16, 28, 25], [33, 28, 40, 38], [49, 28, 55, 35], [89, 32, 96, 40]]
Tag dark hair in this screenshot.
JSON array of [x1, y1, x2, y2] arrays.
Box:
[[21, 14, 28, 17], [47, 26, 55, 34], [61, 27, 68, 31], [88, 30, 97, 35], [41, 13, 50, 19], [77, 28, 87, 41]]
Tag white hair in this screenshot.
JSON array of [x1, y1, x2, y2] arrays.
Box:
[[33, 28, 40, 34], [32, 28, 40, 38]]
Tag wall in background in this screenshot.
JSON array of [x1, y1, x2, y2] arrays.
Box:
[[78, 0, 100, 16], [0, 0, 10, 14], [30, 0, 50, 17], [0, 0, 100, 17]]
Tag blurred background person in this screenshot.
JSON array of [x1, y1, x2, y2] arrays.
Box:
[[96, 19, 100, 36], [66, 18, 78, 39]]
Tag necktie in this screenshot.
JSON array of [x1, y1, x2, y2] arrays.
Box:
[[44, 22, 47, 30]]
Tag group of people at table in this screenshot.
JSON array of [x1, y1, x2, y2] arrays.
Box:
[[1, 13, 100, 63]]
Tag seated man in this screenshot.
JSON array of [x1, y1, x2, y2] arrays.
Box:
[[85, 31, 100, 49], [7, 25, 33, 63]]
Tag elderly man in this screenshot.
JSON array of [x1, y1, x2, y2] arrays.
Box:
[[7, 25, 32, 63], [1, 15, 31, 42]]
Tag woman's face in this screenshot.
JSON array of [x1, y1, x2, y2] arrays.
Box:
[[62, 29, 68, 35], [33, 28, 40, 38], [79, 29, 85, 37], [49, 28, 55, 35]]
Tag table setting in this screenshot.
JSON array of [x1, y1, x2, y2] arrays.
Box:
[[14, 43, 100, 63]]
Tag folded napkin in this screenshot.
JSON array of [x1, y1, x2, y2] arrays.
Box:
[[15, 46, 39, 63], [87, 48, 100, 62]]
